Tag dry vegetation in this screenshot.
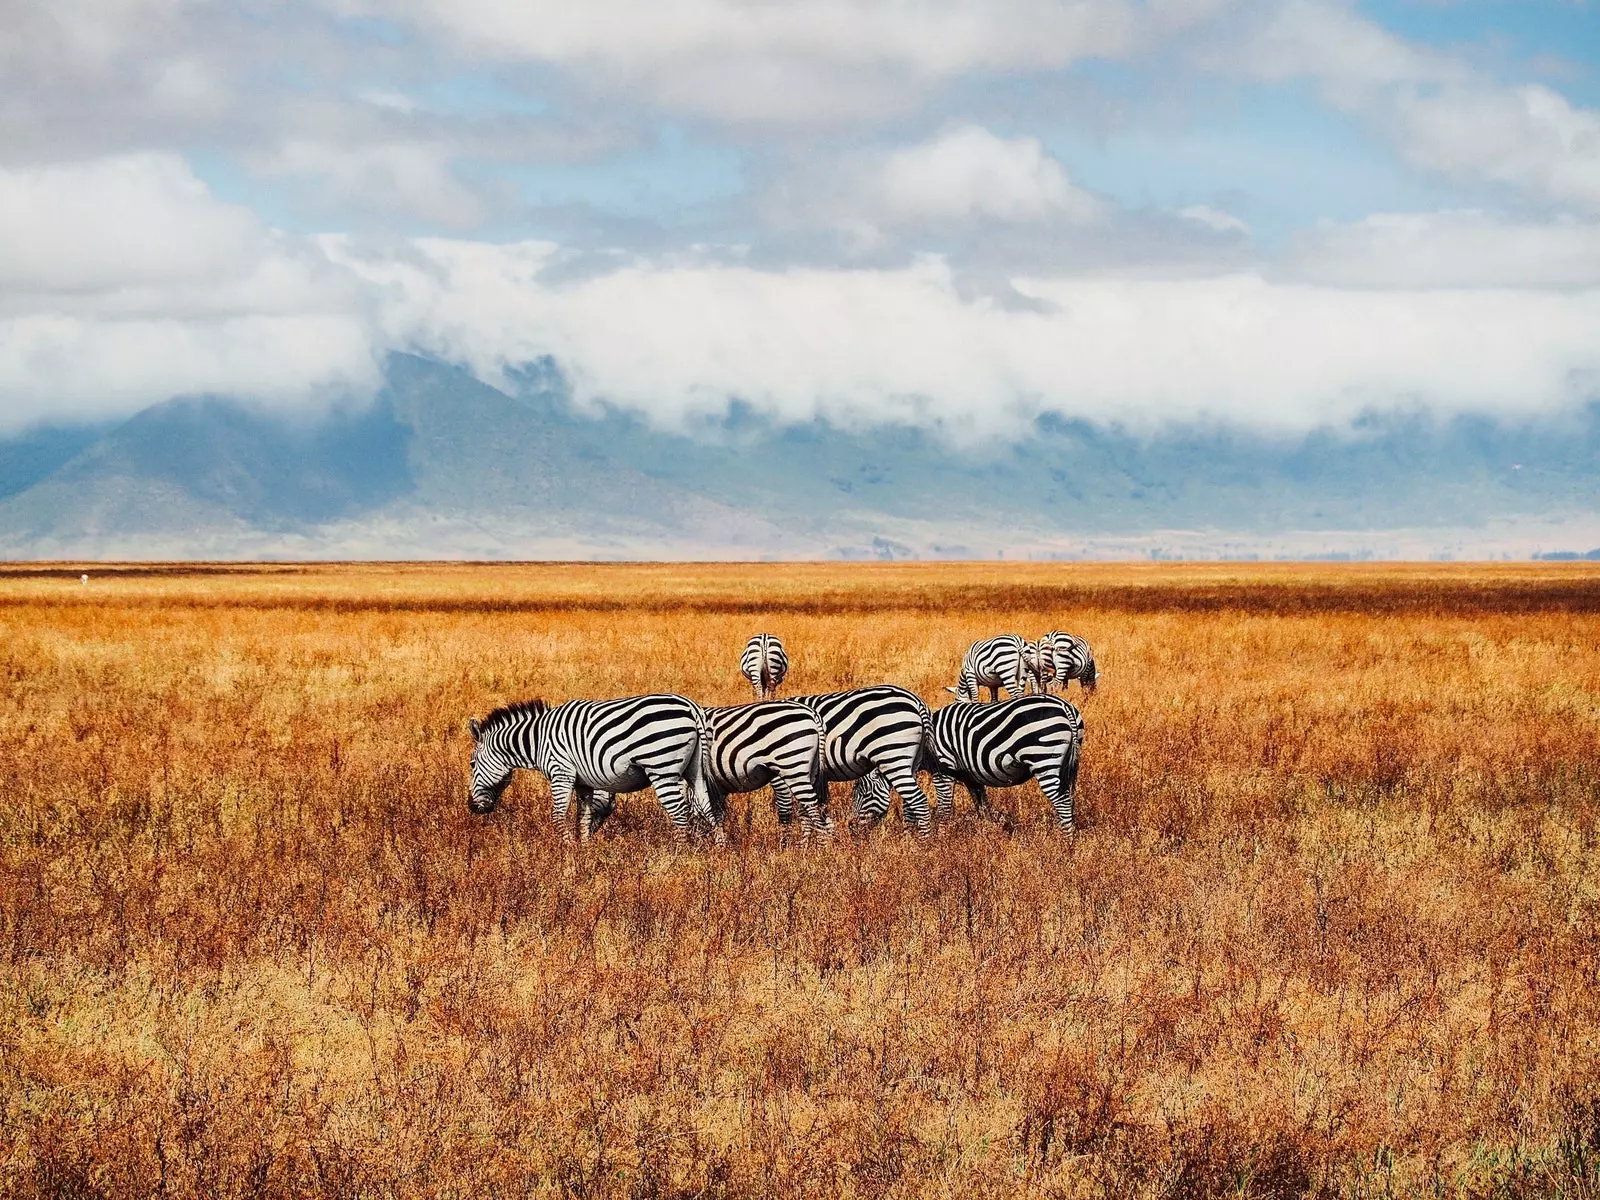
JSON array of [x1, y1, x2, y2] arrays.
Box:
[[2, 561, 1600, 1199]]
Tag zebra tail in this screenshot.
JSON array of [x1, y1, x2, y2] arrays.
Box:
[[1061, 727, 1083, 820], [690, 702, 718, 826]]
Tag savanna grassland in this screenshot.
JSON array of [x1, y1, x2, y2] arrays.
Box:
[[3, 561, 1600, 1199]]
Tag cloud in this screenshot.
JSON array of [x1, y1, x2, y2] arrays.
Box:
[[1393, 85, 1600, 213], [257, 138, 486, 229], [1282, 211, 1600, 288], [874, 125, 1104, 226], [331, 238, 1600, 438], [0, 154, 377, 428], [758, 125, 1110, 262], [1179, 205, 1249, 234], [340, 0, 1174, 124], [1214, 0, 1600, 212], [0, 154, 263, 293]]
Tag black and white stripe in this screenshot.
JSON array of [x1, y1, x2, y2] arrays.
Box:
[[703, 701, 830, 839], [925, 695, 1084, 831], [1038, 631, 1097, 693], [740, 634, 789, 701], [792, 685, 935, 835], [950, 635, 1037, 702], [467, 694, 717, 842]]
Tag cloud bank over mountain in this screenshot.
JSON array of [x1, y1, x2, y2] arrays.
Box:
[[1, 0, 1597, 555]]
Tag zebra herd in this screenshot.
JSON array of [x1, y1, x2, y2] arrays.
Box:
[[466, 632, 1094, 842]]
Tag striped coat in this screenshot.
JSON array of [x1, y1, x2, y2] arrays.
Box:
[[1038, 631, 1097, 693], [791, 685, 936, 835], [925, 694, 1084, 830], [704, 701, 830, 839], [467, 695, 717, 842], [950, 635, 1037, 702], [740, 634, 789, 701]]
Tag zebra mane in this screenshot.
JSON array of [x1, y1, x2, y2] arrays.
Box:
[[477, 698, 548, 732]]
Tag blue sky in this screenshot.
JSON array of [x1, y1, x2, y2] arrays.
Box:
[[1, 0, 1598, 435]]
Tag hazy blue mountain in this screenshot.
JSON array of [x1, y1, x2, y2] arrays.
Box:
[[0, 352, 1595, 558], [0, 425, 104, 503]]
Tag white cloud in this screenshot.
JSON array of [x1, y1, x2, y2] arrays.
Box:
[[1179, 204, 1249, 234], [1214, 0, 1600, 212], [1283, 211, 1600, 288], [339, 0, 1170, 123], [875, 125, 1103, 225], [258, 138, 485, 229], [0, 154, 378, 428], [1220, 0, 1456, 92], [762, 125, 1106, 251], [0, 154, 264, 293], [1393, 85, 1600, 212], [331, 238, 1600, 437]]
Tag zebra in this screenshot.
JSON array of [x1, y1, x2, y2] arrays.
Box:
[[923, 694, 1084, 831], [702, 701, 830, 839], [949, 635, 1037, 702], [740, 634, 789, 701], [466, 694, 718, 843], [1038, 631, 1097, 693], [791, 685, 936, 835]]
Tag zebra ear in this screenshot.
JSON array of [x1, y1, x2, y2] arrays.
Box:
[[943, 686, 959, 695], [467, 717, 483, 740]]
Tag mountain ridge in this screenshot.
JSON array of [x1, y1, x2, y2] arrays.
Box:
[[0, 353, 1595, 560]]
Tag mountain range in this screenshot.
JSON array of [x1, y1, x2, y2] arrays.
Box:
[[1, 353, 1597, 560]]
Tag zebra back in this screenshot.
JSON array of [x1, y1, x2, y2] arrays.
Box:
[[1041, 631, 1097, 691], [954, 635, 1035, 701]]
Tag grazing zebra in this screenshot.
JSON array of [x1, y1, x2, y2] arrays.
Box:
[[949, 635, 1037, 702], [923, 694, 1084, 831], [1038, 631, 1097, 693], [703, 702, 830, 839], [466, 694, 718, 843], [791, 685, 935, 835], [740, 634, 789, 701]]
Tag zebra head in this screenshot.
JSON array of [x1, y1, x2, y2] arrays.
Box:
[[851, 770, 894, 823], [466, 701, 544, 814]]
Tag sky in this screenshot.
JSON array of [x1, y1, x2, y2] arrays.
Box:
[[1, 0, 1598, 439]]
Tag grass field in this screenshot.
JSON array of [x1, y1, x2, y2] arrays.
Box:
[[3, 561, 1599, 1198]]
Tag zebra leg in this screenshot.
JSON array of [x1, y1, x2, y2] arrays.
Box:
[[965, 778, 991, 817], [931, 770, 957, 821], [1025, 742, 1081, 832], [583, 790, 617, 839], [790, 771, 831, 840], [548, 766, 579, 843], [882, 759, 932, 837], [651, 771, 724, 846], [648, 771, 695, 843]]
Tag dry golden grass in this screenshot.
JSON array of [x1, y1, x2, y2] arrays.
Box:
[[2, 561, 1599, 1198]]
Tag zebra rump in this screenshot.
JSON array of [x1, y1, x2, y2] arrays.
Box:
[[925, 694, 1084, 831], [466, 694, 717, 842], [1039, 631, 1097, 692], [793, 684, 935, 834], [704, 701, 830, 838], [740, 634, 789, 701], [951, 634, 1037, 702]]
